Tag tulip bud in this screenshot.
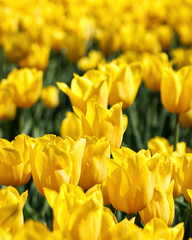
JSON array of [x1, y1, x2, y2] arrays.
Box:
[[78, 136, 110, 189], [161, 66, 192, 113], [41, 85, 59, 109]]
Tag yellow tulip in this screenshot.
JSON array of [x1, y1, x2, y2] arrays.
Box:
[[0, 82, 16, 121], [60, 111, 82, 141], [41, 85, 59, 109], [0, 186, 28, 233], [44, 184, 103, 240], [155, 154, 173, 191], [57, 70, 108, 114], [78, 136, 110, 189], [142, 52, 169, 91], [77, 50, 105, 71], [161, 66, 192, 113], [99, 60, 142, 108], [5, 68, 43, 108], [178, 153, 192, 202], [0, 134, 32, 186], [148, 136, 173, 156], [31, 134, 86, 195], [179, 109, 192, 128], [0, 228, 12, 240], [139, 181, 175, 226], [107, 149, 159, 213], [74, 101, 128, 148], [143, 218, 184, 240]]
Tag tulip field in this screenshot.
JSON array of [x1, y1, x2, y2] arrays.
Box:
[[1, 0, 192, 239]]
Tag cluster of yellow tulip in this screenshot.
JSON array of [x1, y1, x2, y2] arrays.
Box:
[[0, 131, 192, 239], [0, 0, 192, 66], [0, 0, 192, 239]]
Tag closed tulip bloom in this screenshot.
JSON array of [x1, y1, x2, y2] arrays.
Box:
[[5, 68, 43, 108], [44, 184, 103, 240], [142, 52, 169, 91], [161, 66, 192, 113], [60, 111, 82, 140], [178, 153, 192, 202], [99, 60, 142, 108], [57, 70, 108, 114], [78, 136, 110, 189], [0, 134, 32, 186], [74, 101, 128, 148], [41, 85, 59, 109], [31, 135, 86, 195], [0, 186, 28, 233], [107, 149, 159, 213], [179, 109, 192, 128], [139, 181, 175, 226]]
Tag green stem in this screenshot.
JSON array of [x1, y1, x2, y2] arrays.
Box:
[[174, 114, 180, 151], [128, 106, 143, 150], [18, 108, 24, 134]]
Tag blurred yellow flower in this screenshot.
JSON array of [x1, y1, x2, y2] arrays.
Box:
[[74, 101, 128, 148], [161, 66, 192, 113], [0, 186, 28, 233], [5, 68, 43, 108], [142, 52, 169, 91], [154, 25, 174, 51], [41, 85, 59, 109], [78, 136, 110, 189], [77, 50, 105, 71], [60, 112, 82, 140], [65, 35, 87, 62], [107, 149, 159, 213], [31, 134, 86, 195], [2, 31, 31, 62], [44, 184, 103, 240], [18, 43, 50, 70], [0, 134, 32, 186], [57, 70, 108, 114], [0, 82, 16, 121]]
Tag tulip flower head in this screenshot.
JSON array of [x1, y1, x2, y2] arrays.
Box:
[[161, 66, 192, 113]]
